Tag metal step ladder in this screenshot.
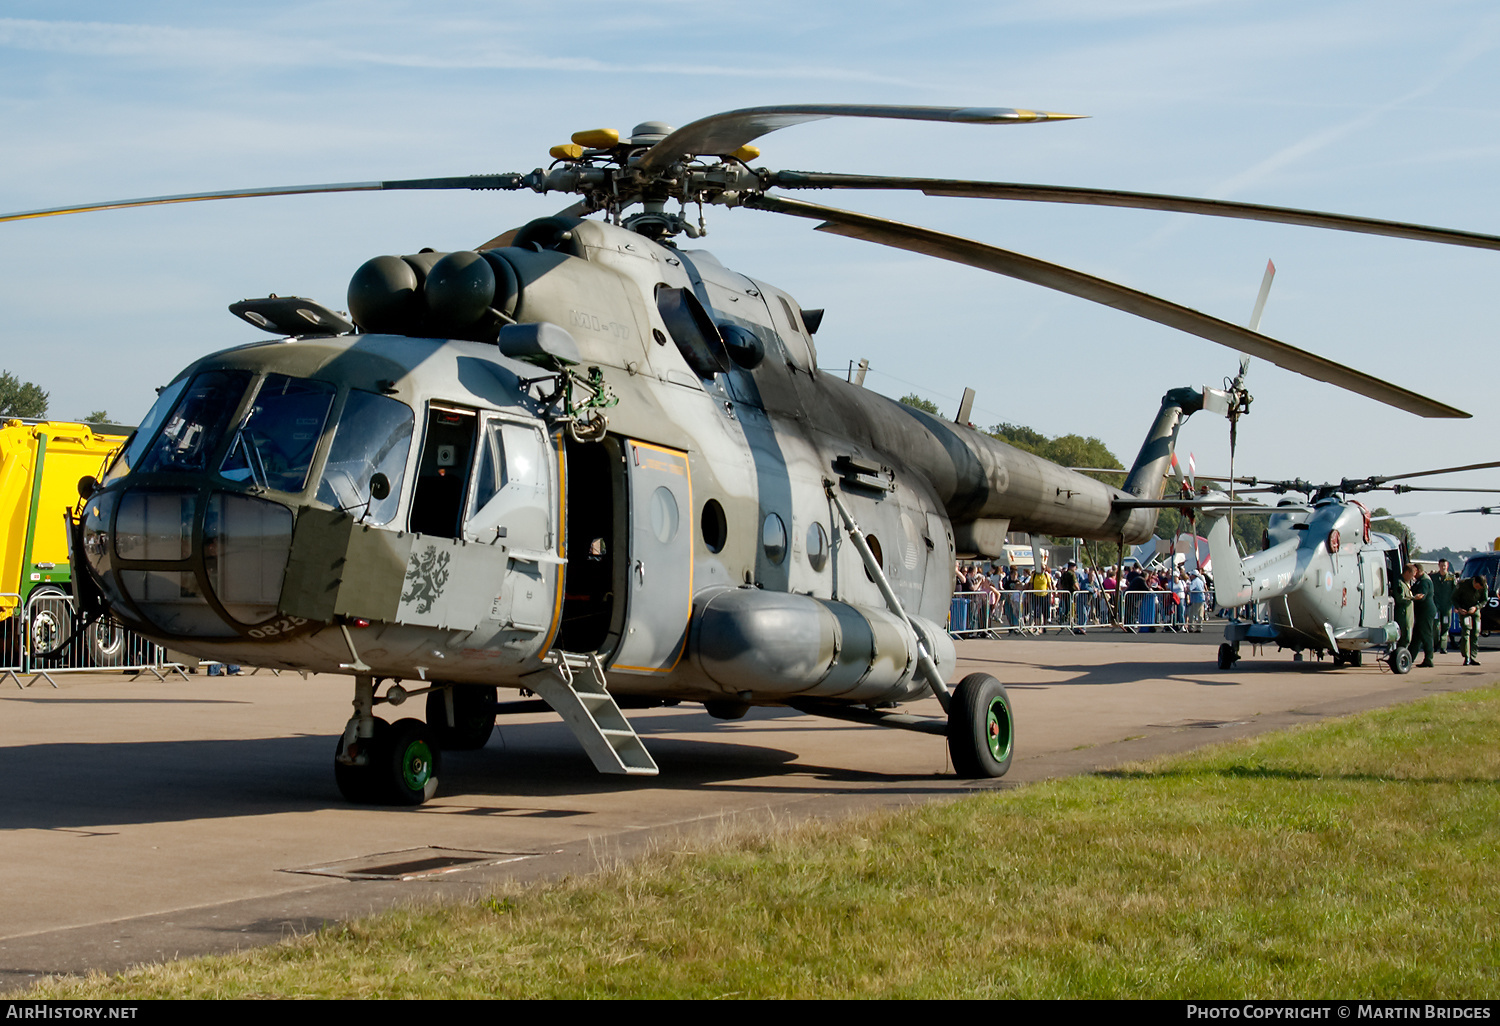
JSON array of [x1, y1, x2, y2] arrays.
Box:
[[523, 651, 659, 775]]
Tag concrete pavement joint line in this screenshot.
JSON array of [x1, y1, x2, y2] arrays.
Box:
[[0, 880, 346, 945]]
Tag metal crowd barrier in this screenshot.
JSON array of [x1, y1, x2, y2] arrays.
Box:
[[0, 593, 22, 678], [3, 590, 182, 688], [949, 589, 1115, 637], [949, 587, 1211, 637]]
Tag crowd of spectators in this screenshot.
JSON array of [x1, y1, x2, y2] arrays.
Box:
[[950, 559, 1213, 635]]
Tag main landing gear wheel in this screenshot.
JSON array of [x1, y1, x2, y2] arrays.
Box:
[[1217, 643, 1239, 670], [1389, 647, 1413, 675], [1348, 650, 1363, 667], [948, 673, 1014, 779], [426, 685, 497, 750], [334, 718, 442, 805], [334, 717, 390, 804], [385, 718, 441, 805]]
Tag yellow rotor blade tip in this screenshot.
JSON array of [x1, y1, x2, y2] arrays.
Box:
[[571, 128, 620, 148]]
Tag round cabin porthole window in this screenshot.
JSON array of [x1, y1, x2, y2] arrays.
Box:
[[650, 486, 679, 544], [806, 521, 829, 572], [762, 513, 787, 565], [863, 534, 883, 582], [701, 498, 727, 553]]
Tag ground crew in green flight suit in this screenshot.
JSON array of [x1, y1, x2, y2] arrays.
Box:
[[1431, 559, 1457, 654], [1453, 574, 1489, 666], [1410, 564, 1435, 667], [1394, 564, 1417, 654]]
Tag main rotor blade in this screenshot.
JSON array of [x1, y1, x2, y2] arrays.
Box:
[[764, 173, 1500, 252], [746, 194, 1467, 419], [636, 105, 1082, 174], [1366, 459, 1500, 484], [0, 175, 527, 224]]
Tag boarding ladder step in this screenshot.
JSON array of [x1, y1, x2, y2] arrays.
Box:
[[523, 650, 658, 776]]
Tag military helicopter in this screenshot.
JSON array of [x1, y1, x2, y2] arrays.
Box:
[[7, 103, 1495, 805], [1199, 462, 1500, 673]]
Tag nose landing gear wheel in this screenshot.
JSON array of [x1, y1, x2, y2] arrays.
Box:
[[334, 717, 390, 804], [386, 718, 441, 805], [1217, 643, 1239, 670], [1389, 647, 1413, 675], [333, 718, 442, 805], [948, 673, 1014, 779]]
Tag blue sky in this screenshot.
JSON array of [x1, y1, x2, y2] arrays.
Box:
[[3, 0, 1498, 549]]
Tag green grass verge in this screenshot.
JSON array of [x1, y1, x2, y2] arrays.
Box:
[[20, 685, 1500, 999]]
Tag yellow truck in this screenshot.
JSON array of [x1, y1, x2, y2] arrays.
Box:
[[0, 419, 128, 625]]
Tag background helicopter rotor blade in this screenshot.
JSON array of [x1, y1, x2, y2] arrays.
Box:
[[763, 174, 1500, 252], [1246, 260, 1276, 335], [1364, 459, 1500, 485], [635, 105, 1082, 174], [1385, 507, 1499, 517], [0, 174, 529, 225], [747, 194, 1468, 420]]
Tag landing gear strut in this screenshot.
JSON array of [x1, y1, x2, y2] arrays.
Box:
[[335, 675, 443, 805]]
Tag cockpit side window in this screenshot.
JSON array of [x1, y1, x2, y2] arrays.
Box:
[[465, 419, 550, 551], [220, 374, 336, 493], [314, 390, 415, 525], [135, 370, 253, 475], [410, 405, 478, 538], [105, 377, 189, 484]]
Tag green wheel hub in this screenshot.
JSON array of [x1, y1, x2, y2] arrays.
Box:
[[400, 738, 435, 791], [948, 673, 1014, 779], [986, 697, 1012, 761]]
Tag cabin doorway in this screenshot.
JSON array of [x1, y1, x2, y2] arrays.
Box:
[[558, 435, 625, 653]]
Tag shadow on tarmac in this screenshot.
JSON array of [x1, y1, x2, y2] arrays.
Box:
[[3, 706, 960, 831]]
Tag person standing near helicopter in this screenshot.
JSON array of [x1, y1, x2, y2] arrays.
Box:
[[1394, 564, 1417, 654], [1410, 564, 1436, 668], [1431, 558, 1458, 654], [1453, 572, 1489, 666]]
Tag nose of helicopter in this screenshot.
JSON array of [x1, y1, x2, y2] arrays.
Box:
[[82, 485, 295, 638]]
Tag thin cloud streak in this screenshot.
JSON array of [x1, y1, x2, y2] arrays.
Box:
[[0, 17, 914, 85]]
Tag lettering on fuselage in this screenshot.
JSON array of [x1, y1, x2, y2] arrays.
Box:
[[569, 308, 634, 340]]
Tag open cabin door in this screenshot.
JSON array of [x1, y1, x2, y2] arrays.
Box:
[[609, 440, 693, 675], [1359, 549, 1390, 628]]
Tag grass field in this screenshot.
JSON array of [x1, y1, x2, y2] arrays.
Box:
[[20, 684, 1500, 999]]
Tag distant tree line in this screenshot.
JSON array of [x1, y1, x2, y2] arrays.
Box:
[[0, 369, 110, 424], [895, 390, 1426, 559], [0, 371, 48, 419]]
